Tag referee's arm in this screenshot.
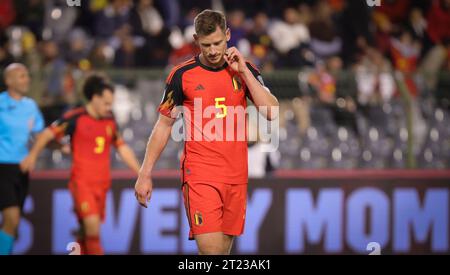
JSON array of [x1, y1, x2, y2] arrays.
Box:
[[20, 128, 55, 172]]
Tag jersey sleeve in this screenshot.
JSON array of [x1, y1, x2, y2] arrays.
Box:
[[158, 68, 184, 118], [48, 111, 78, 141], [245, 62, 269, 102], [112, 119, 125, 148]]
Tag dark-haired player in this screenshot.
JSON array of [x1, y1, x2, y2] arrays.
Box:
[[22, 75, 140, 255]]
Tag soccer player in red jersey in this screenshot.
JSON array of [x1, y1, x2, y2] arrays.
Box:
[[134, 10, 279, 254], [21, 75, 140, 255]]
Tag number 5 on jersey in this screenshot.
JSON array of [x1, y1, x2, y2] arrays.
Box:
[[215, 97, 227, 119]]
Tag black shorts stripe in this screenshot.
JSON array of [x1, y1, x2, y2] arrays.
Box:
[[182, 183, 192, 228]]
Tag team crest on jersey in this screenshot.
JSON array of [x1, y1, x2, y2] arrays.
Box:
[[232, 75, 243, 92], [194, 211, 203, 226]]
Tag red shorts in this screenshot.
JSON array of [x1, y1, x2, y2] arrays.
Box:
[[182, 181, 247, 240], [69, 181, 108, 221]]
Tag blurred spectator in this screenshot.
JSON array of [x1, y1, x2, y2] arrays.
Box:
[[309, 0, 342, 60], [374, 0, 411, 25], [308, 60, 336, 106], [426, 0, 450, 45], [74, 0, 108, 34], [372, 0, 413, 56], [354, 48, 395, 107], [43, 0, 78, 42], [245, 11, 276, 71], [113, 35, 137, 68], [168, 8, 201, 66], [340, 0, 372, 65], [407, 8, 428, 47], [131, 0, 164, 37], [89, 41, 115, 69], [420, 0, 450, 90], [268, 6, 312, 68], [227, 9, 247, 48], [327, 0, 345, 13], [390, 28, 421, 97], [434, 45, 450, 109], [168, 26, 200, 66], [13, 0, 45, 39], [0, 0, 16, 31], [0, 38, 14, 91], [329, 56, 358, 134], [0, 33, 14, 68], [39, 40, 68, 105], [94, 0, 132, 40], [247, 117, 281, 178], [64, 29, 92, 68], [178, 7, 201, 31], [158, 0, 181, 29], [129, 0, 171, 67]]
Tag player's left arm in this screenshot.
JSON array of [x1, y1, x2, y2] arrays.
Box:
[[113, 125, 140, 174], [224, 47, 279, 120], [116, 144, 140, 175]]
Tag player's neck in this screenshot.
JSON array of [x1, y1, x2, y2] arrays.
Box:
[[7, 89, 23, 101], [85, 103, 100, 119], [199, 54, 226, 69]]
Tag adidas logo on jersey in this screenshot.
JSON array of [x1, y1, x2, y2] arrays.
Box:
[[194, 84, 205, 91]]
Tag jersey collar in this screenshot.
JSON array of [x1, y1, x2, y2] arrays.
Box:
[[196, 55, 228, 72]]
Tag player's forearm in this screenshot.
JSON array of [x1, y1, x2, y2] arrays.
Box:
[[118, 144, 141, 174], [241, 69, 279, 120], [138, 118, 173, 178], [29, 128, 55, 159]]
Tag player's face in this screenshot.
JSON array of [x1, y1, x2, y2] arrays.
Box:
[[195, 27, 230, 66], [6, 67, 30, 95], [92, 89, 114, 118]]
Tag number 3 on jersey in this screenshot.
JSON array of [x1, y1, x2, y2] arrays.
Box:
[[94, 136, 106, 154], [215, 97, 227, 118]]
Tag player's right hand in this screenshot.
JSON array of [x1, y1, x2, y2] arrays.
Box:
[[134, 175, 153, 208], [20, 154, 37, 173]]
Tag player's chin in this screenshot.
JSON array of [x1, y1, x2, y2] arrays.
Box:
[[208, 55, 223, 64]]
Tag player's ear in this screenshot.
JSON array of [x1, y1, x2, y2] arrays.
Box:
[[193, 33, 199, 43], [225, 28, 230, 42]]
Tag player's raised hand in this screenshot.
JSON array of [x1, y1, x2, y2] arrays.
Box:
[[224, 47, 247, 74], [134, 175, 153, 208]]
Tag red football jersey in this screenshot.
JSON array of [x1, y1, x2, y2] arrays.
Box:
[[49, 107, 124, 185], [158, 56, 266, 185]]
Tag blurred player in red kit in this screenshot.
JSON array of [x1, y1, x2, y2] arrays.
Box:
[[134, 9, 279, 254], [22, 75, 140, 255]]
